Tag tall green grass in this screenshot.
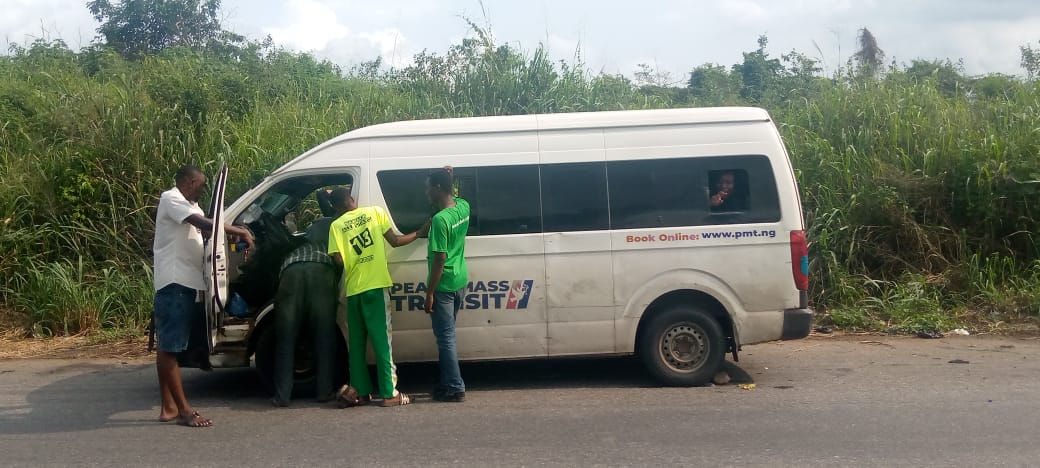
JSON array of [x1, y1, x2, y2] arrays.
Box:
[[1, 35, 1038, 337]]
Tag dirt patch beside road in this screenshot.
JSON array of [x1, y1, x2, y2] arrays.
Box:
[[0, 334, 150, 360]]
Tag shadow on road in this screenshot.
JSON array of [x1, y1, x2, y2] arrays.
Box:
[[0, 356, 748, 435]]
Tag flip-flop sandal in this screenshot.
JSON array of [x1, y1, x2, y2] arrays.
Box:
[[176, 411, 212, 428], [380, 393, 411, 407], [336, 385, 371, 408]]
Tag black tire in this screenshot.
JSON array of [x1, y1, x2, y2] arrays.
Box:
[[254, 324, 313, 396], [638, 306, 726, 387], [254, 323, 349, 398]]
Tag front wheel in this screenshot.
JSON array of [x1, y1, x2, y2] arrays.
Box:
[[639, 306, 725, 387], [254, 323, 348, 398]]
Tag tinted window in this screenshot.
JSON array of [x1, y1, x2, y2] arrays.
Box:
[[377, 169, 431, 234], [473, 166, 541, 235], [377, 166, 540, 236], [541, 163, 609, 232], [608, 159, 705, 229], [608, 156, 780, 228]]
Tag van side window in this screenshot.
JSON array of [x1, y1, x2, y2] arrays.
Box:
[[377, 169, 431, 234], [608, 159, 706, 229], [541, 162, 609, 232], [702, 156, 780, 224], [377, 166, 541, 236], [607, 156, 780, 228], [474, 165, 542, 235]]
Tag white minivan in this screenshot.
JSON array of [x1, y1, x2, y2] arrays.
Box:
[[200, 107, 812, 388]]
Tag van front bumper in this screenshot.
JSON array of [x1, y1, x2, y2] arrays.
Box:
[[781, 308, 814, 340]]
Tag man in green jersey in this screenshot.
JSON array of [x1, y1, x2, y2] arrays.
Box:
[[329, 194, 427, 407], [424, 167, 470, 403]]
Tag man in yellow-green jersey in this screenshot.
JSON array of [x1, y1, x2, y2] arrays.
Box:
[[329, 194, 427, 407]]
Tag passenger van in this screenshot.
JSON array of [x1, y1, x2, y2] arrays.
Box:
[[200, 107, 812, 388]]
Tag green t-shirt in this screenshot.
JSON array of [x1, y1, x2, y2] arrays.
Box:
[[428, 197, 470, 292], [329, 206, 393, 296]]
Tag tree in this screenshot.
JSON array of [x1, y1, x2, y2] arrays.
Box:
[[852, 28, 885, 79], [634, 62, 673, 88], [1021, 41, 1040, 80], [687, 63, 741, 105], [903, 59, 967, 96], [736, 35, 782, 102], [87, 0, 223, 58]]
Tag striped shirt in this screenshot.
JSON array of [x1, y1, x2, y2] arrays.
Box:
[[280, 242, 334, 273], [280, 217, 336, 273]]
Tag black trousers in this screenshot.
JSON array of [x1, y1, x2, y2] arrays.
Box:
[[273, 262, 339, 402]]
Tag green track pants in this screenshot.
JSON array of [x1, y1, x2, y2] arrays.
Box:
[[346, 288, 399, 399]]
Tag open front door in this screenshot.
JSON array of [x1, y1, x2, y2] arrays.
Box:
[[204, 163, 229, 351]]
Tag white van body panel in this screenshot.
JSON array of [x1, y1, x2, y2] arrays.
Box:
[[214, 107, 810, 367]]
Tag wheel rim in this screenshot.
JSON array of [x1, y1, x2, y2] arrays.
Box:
[[659, 322, 709, 373], [295, 341, 315, 378]]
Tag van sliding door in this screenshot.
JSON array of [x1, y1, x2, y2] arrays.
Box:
[[540, 130, 617, 356]]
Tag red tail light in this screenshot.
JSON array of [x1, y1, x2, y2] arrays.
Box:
[[790, 230, 809, 291]]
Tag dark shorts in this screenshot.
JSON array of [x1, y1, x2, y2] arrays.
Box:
[[153, 283, 201, 353]]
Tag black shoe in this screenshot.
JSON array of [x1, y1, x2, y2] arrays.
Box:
[[432, 390, 465, 402]]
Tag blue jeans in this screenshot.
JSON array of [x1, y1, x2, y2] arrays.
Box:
[[431, 289, 465, 393]]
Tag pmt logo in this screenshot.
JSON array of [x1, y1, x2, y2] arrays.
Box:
[[389, 280, 535, 312]]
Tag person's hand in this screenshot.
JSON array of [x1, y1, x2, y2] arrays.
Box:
[[442, 166, 453, 176], [417, 219, 432, 238], [228, 225, 255, 259], [710, 191, 729, 207], [424, 291, 434, 314]]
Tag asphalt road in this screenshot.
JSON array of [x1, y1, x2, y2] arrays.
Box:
[[1, 335, 1038, 467]]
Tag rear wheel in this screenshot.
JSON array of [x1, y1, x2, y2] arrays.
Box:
[[639, 306, 725, 386]]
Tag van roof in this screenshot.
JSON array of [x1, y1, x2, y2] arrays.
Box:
[[341, 106, 770, 141], [274, 107, 772, 174]]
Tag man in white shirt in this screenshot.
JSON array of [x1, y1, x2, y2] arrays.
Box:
[[153, 165, 252, 428]]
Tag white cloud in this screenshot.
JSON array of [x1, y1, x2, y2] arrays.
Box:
[[1, 0, 96, 48], [356, 28, 407, 68], [546, 33, 580, 59], [263, 0, 350, 52], [719, 0, 770, 24]]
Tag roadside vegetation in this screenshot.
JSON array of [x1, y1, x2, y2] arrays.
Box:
[[2, 1, 1039, 339]]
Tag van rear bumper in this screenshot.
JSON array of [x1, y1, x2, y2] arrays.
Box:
[[781, 308, 813, 340]]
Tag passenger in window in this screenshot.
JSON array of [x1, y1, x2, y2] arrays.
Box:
[[710, 171, 747, 212], [330, 192, 429, 408], [271, 188, 350, 407], [424, 166, 470, 403]]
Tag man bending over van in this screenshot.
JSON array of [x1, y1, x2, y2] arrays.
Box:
[[271, 188, 351, 407], [424, 167, 470, 403], [330, 194, 427, 407], [153, 165, 253, 427]]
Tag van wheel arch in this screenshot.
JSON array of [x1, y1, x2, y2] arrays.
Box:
[[635, 290, 738, 363]]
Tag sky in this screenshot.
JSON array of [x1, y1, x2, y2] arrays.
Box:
[[4, 0, 1040, 81]]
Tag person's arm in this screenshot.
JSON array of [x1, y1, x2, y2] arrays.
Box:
[[383, 219, 431, 247], [328, 222, 344, 266], [184, 214, 255, 251], [424, 217, 448, 314], [425, 252, 447, 314], [383, 229, 419, 248], [316, 189, 334, 218]]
